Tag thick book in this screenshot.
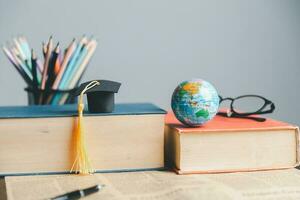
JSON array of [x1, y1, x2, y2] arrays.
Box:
[[0, 103, 166, 175], [165, 112, 299, 174]]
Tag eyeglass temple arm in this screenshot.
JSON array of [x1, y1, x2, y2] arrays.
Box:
[[218, 95, 223, 102], [257, 102, 275, 114], [217, 112, 266, 122]]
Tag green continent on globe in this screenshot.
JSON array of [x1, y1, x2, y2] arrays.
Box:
[[178, 88, 187, 97], [195, 109, 209, 119]]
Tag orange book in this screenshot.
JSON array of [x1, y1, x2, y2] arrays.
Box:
[[165, 111, 299, 174]]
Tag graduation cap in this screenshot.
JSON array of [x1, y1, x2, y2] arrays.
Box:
[[74, 80, 121, 113], [72, 80, 121, 174]]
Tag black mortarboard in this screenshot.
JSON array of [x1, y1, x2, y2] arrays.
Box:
[[74, 80, 121, 113]]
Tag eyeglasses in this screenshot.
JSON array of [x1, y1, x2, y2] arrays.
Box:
[[217, 95, 275, 122]]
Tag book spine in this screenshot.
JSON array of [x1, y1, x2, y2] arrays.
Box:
[[296, 127, 300, 166]]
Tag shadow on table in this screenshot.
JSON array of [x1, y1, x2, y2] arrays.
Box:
[[0, 177, 7, 200]]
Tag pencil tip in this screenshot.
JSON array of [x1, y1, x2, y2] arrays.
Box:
[[31, 49, 36, 59], [55, 42, 60, 52]]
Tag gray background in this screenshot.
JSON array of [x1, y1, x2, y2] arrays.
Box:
[[0, 0, 299, 125]]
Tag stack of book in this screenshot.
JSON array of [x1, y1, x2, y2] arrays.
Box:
[[0, 103, 298, 176]]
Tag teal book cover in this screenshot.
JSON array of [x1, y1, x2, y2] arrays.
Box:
[[0, 103, 166, 119]]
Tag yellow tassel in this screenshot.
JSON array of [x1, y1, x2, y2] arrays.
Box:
[[70, 80, 100, 175]]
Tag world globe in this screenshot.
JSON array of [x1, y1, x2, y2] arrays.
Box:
[[171, 79, 220, 127]]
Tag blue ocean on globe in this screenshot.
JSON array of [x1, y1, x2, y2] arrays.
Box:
[[171, 79, 220, 127]]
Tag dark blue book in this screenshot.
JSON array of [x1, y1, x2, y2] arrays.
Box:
[[0, 103, 166, 176], [0, 103, 166, 119]]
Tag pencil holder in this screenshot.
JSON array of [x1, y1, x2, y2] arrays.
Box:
[[25, 87, 77, 105]]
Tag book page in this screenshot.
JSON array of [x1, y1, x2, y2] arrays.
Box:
[[5, 169, 300, 200]]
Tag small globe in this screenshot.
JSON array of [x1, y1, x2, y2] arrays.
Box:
[[171, 79, 219, 127]]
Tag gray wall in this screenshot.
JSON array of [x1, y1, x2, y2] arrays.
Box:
[[0, 0, 299, 125]]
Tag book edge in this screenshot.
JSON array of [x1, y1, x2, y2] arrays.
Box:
[[1, 167, 166, 177], [173, 165, 299, 175], [175, 126, 300, 134], [296, 127, 300, 165]]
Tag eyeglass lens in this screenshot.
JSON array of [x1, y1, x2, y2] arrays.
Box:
[[231, 96, 266, 114]]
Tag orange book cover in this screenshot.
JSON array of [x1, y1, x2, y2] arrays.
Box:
[[165, 111, 300, 174], [165, 111, 298, 133]]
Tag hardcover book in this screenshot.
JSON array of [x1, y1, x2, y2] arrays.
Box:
[[0, 103, 166, 175], [165, 111, 299, 174]]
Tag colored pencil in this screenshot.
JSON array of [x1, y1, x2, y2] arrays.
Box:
[[19, 37, 31, 59], [31, 49, 38, 88], [42, 42, 47, 58], [52, 38, 76, 90], [44, 43, 60, 104], [3, 36, 97, 105], [31, 49, 39, 104], [59, 39, 97, 104], [54, 50, 62, 75], [40, 36, 53, 90], [19, 36, 32, 69], [11, 50, 33, 80], [45, 42, 60, 90], [2, 46, 32, 85], [36, 59, 43, 73], [13, 38, 27, 63], [68, 39, 97, 89], [51, 37, 88, 104], [39, 36, 53, 104], [58, 36, 88, 90]]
